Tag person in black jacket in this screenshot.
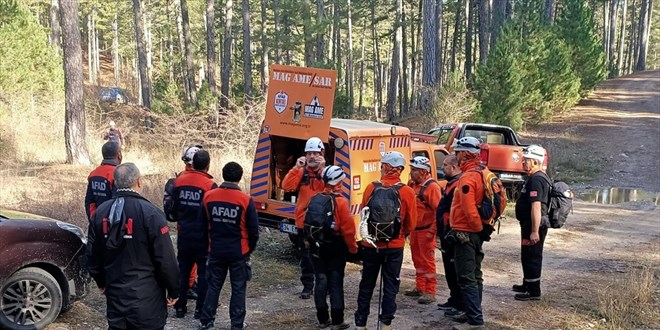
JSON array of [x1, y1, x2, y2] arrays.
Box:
[[87, 163, 180, 330], [170, 150, 218, 318], [85, 142, 121, 220], [199, 162, 259, 330]]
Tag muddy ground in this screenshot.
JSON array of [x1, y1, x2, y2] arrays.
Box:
[[43, 71, 660, 330]]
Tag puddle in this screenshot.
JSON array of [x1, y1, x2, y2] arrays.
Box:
[[578, 188, 660, 205]]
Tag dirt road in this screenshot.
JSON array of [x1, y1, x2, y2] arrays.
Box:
[[45, 71, 660, 330]]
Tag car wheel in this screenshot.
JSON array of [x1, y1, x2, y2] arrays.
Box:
[[0, 267, 63, 330]]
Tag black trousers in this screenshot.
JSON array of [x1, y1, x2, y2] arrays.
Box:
[[440, 238, 463, 310], [200, 255, 250, 329], [355, 247, 404, 327], [174, 245, 208, 312], [311, 241, 348, 325], [520, 224, 548, 295], [297, 231, 315, 291], [454, 232, 484, 326]]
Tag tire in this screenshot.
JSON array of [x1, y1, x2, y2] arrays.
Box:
[[0, 267, 63, 330]]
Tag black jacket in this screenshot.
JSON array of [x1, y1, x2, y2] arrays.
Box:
[[87, 190, 179, 330]]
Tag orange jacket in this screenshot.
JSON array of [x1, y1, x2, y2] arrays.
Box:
[[360, 174, 417, 249], [408, 176, 442, 232], [282, 166, 325, 228], [449, 160, 485, 233]]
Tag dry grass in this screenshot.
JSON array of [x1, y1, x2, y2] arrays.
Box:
[[597, 265, 660, 329]]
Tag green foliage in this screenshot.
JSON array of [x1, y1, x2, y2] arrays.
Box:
[[195, 82, 218, 114], [556, 0, 606, 93], [472, 24, 525, 130], [333, 88, 352, 118], [0, 0, 62, 95], [152, 75, 183, 115]]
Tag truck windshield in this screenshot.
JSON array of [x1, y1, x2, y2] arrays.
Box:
[[428, 128, 453, 145]]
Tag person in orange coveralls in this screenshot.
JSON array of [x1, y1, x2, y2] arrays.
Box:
[[354, 151, 417, 330], [448, 137, 487, 330], [282, 137, 326, 299], [305, 165, 358, 330], [404, 156, 442, 305]]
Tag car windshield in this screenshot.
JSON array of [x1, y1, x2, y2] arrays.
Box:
[[428, 127, 454, 145]]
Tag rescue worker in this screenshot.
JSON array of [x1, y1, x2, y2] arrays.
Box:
[[436, 155, 465, 317], [308, 166, 358, 330], [282, 137, 326, 299], [85, 141, 122, 220], [199, 162, 259, 330], [449, 137, 487, 330], [404, 156, 442, 304], [513, 145, 550, 301], [103, 120, 124, 147], [87, 163, 179, 330], [171, 150, 218, 318], [355, 151, 417, 330]]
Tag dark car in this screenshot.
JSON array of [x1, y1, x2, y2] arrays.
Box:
[[0, 209, 88, 330], [99, 87, 129, 104]]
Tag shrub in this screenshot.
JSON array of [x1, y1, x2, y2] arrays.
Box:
[[423, 71, 478, 129]]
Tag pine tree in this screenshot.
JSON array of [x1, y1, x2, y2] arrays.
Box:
[[556, 0, 606, 93]]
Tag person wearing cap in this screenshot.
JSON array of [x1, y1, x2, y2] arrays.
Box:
[[282, 137, 327, 299], [171, 150, 218, 318], [513, 145, 550, 301], [435, 155, 465, 317], [85, 141, 122, 220], [103, 120, 124, 147], [354, 151, 417, 330], [449, 137, 487, 330], [307, 165, 358, 330], [404, 156, 442, 304]]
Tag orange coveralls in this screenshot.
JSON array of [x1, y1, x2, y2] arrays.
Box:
[[408, 177, 442, 295]]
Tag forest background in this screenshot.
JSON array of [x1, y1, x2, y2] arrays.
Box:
[[0, 0, 657, 167]]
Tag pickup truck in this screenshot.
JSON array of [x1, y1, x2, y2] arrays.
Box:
[[413, 123, 547, 198]]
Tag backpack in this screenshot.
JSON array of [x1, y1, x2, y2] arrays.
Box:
[[304, 193, 336, 246], [366, 182, 403, 242], [417, 179, 441, 209], [543, 177, 573, 229], [163, 174, 178, 221], [471, 166, 507, 240]]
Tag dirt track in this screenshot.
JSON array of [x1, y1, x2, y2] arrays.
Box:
[[45, 71, 660, 330]]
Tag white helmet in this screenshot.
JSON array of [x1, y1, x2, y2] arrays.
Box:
[[522, 144, 545, 162], [410, 156, 431, 171], [322, 165, 346, 185], [381, 151, 406, 168], [305, 137, 324, 152], [182, 145, 203, 164], [453, 137, 481, 154]]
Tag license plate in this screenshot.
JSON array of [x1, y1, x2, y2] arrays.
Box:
[[499, 173, 524, 181], [279, 222, 297, 234]]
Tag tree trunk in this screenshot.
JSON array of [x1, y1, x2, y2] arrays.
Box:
[[60, 0, 90, 165], [333, 0, 340, 64], [181, 0, 197, 102], [401, 2, 409, 115], [422, 0, 438, 87], [274, 0, 281, 64], [206, 0, 216, 94], [242, 0, 253, 106], [617, 0, 628, 74], [87, 14, 92, 83], [603, 1, 610, 61], [544, 0, 554, 24], [627, 0, 637, 73], [478, 0, 489, 64], [316, 0, 325, 64], [303, 4, 314, 67], [436, 0, 443, 83], [220, 0, 233, 110], [609, 0, 619, 70], [175, 0, 189, 97], [506, 0, 514, 19], [113, 13, 120, 85], [636, 0, 650, 71], [386, 0, 402, 121], [260, 0, 269, 93], [451, 0, 463, 73], [132, 0, 152, 109], [371, 0, 382, 116], [490, 0, 506, 54], [347, 0, 354, 114], [50, 0, 62, 56], [465, 0, 474, 81], [358, 24, 366, 114]]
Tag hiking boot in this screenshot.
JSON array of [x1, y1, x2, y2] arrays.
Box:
[[512, 284, 527, 293], [437, 301, 454, 310], [198, 322, 214, 330], [403, 288, 423, 297], [300, 290, 312, 299], [418, 293, 436, 304], [452, 323, 484, 330], [317, 320, 332, 329], [514, 292, 541, 301], [230, 322, 247, 330], [187, 287, 199, 299], [175, 307, 187, 318], [330, 322, 350, 330], [450, 310, 468, 323], [444, 307, 465, 318]]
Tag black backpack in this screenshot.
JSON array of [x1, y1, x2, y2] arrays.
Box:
[[163, 174, 178, 222], [546, 180, 573, 228], [304, 193, 336, 245], [366, 182, 403, 242], [417, 178, 440, 208]]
